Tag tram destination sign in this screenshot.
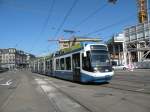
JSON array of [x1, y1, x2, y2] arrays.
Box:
[[90, 45, 107, 50]]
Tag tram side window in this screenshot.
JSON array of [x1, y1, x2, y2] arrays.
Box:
[[47, 60, 50, 70], [50, 60, 53, 69], [82, 52, 92, 72], [60, 58, 65, 70], [41, 62, 43, 70], [45, 61, 47, 69], [48, 61, 50, 69], [65, 57, 71, 70], [56, 59, 60, 70]]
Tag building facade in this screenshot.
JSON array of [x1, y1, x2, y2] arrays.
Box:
[[124, 22, 150, 62], [123, 21, 150, 68], [107, 33, 125, 65], [107, 22, 150, 68], [0, 48, 35, 69]]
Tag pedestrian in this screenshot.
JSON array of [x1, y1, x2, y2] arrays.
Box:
[[128, 63, 134, 71]]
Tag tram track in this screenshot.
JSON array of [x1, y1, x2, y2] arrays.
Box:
[[115, 76, 150, 80], [43, 77, 150, 112], [112, 77, 150, 84], [33, 73, 150, 112], [101, 82, 150, 94], [38, 74, 150, 95], [108, 70, 150, 94], [114, 74, 150, 79], [45, 79, 95, 112]]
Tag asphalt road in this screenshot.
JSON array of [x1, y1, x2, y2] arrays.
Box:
[[0, 70, 150, 112]]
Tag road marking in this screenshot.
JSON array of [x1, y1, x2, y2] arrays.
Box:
[[0, 80, 12, 86], [35, 78, 88, 112], [35, 79, 47, 85]]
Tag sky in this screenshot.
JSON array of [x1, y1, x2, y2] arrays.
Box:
[[0, 0, 149, 56]]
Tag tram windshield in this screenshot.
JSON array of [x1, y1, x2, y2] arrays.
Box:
[[90, 50, 110, 67]]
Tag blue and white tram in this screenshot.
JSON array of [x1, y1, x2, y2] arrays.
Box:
[[53, 43, 114, 83], [45, 57, 53, 76]]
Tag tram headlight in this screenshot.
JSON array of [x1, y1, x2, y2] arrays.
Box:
[[93, 67, 98, 72]]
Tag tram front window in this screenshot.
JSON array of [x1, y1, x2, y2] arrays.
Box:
[[82, 50, 111, 72], [90, 50, 110, 67]]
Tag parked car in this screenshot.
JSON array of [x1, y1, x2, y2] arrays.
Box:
[[112, 64, 128, 70]]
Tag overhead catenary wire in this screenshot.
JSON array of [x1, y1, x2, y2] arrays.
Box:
[[72, 3, 108, 29], [39, 0, 55, 36], [29, 0, 55, 53], [82, 13, 137, 36], [54, 0, 79, 38], [41, 0, 56, 53], [3, 0, 55, 52]]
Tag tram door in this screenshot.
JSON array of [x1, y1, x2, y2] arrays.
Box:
[[72, 53, 80, 82]]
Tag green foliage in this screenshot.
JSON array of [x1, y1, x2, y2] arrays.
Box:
[[61, 43, 81, 53]]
